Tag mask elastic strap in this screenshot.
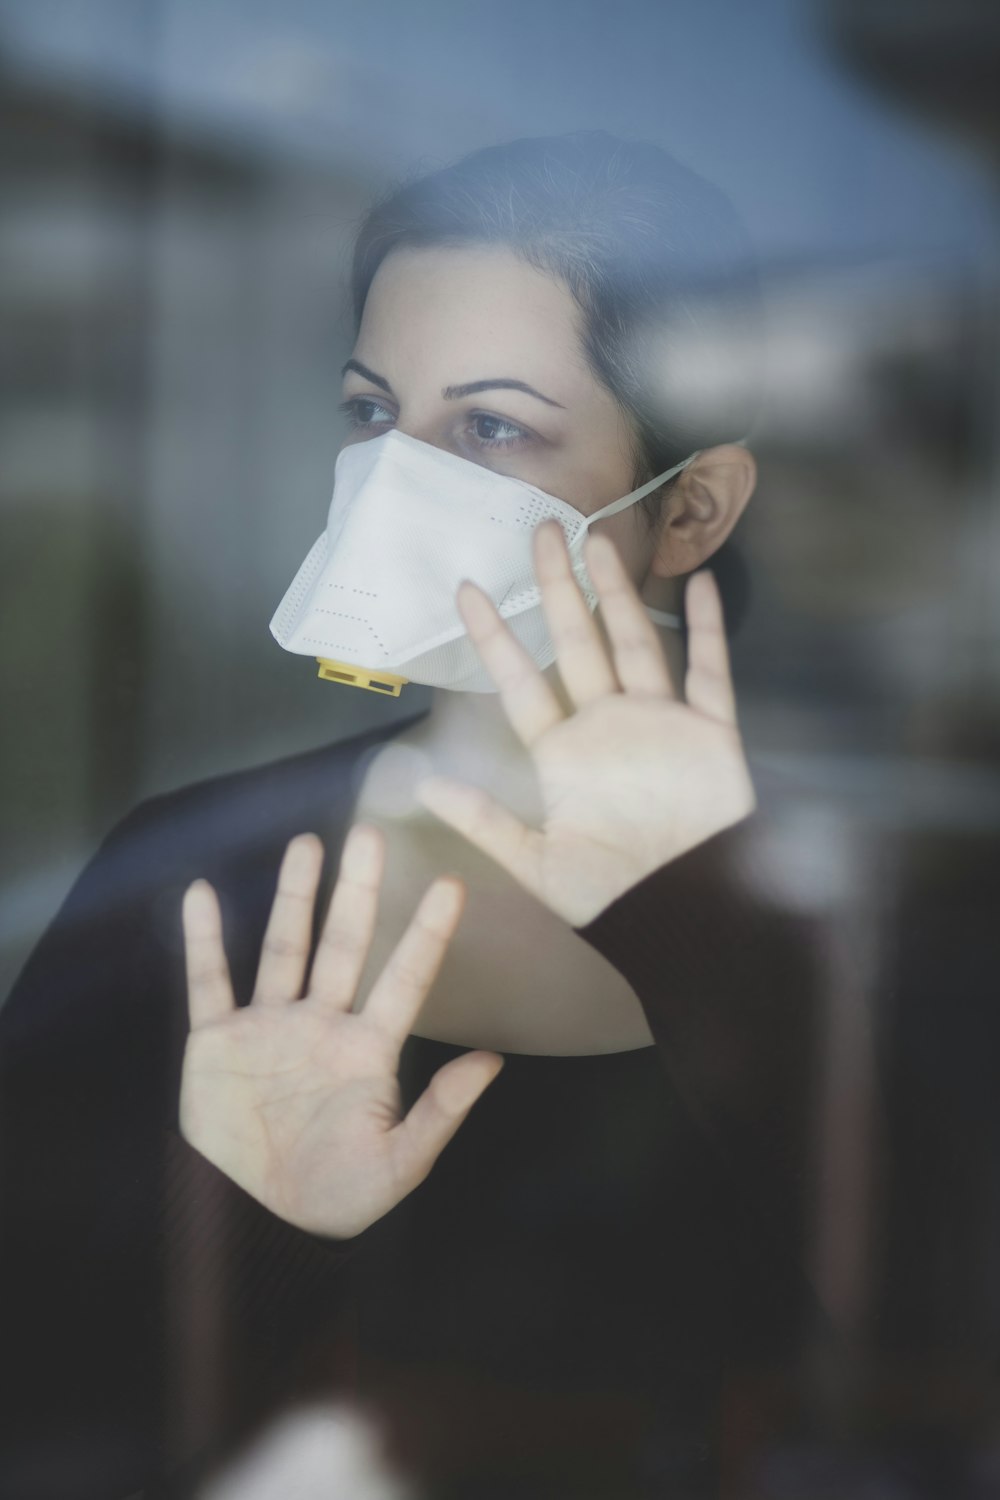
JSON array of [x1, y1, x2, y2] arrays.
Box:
[[576, 438, 750, 630], [582, 449, 701, 529], [582, 432, 754, 529], [573, 453, 697, 631]]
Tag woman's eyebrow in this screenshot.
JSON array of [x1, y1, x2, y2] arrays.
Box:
[[341, 361, 565, 411], [341, 358, 394, 394], [443, 378, 564, 408]]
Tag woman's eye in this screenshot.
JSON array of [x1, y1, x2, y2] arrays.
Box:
[[340, 399, 530, 451], [340, 396, 396, 429], [468, 413, 529, 448]]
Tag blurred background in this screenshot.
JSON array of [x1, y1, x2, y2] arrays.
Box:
[[2, 0, 1000, 1492]]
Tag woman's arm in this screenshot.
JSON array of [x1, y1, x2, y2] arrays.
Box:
[[0, 796, 502, 1498], [418, 523, 825, 1310], [575, 814, 822, 1272], [0, 807, 359, 1498]]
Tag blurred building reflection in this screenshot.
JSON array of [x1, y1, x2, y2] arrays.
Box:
[[1, 52, 385, 998]]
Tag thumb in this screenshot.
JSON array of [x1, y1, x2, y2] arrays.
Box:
[[418, 776, 545, 898], [389, 1049, 505, 1191]]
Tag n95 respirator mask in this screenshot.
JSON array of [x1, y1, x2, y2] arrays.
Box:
[[269, 429, 696, 695]]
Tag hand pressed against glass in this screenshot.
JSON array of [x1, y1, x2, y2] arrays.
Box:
[[180, 825, 503, 1237], [419, 526, 756, 928]]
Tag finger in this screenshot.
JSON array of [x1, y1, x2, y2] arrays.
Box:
[[182, 880, 235, 1029], [456, 581, 564, 748], [533, 521, 618, 707], [389, 1050, 505, 1192], [361, 876, 467, 1045], [308, 822, 386, 1012], [252, 833, 324, 1007], [684, 570, 737, 724], [584, 532, 674, 699], [417, 777, 545, 902]]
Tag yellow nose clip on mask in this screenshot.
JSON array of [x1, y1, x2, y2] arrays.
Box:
[[316, 657, 409, 696]]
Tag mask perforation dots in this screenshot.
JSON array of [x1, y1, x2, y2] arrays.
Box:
[[307, 607, 389, 654], [324, 582, 379, 600], [501, 586, 540, 613]]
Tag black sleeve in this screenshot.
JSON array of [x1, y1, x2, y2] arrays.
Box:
[[0, 798, 365, 1500], [575, 813, 827, 1316]]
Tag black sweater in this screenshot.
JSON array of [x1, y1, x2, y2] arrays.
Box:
[[0, 714, 839, 1499]]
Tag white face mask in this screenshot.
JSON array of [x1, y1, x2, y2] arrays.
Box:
[[269, 429, 697, 695]]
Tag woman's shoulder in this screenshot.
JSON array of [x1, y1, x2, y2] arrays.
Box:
[[1, 715, 420, 1039], [124, 720, 399, 876], [93, 712, 425, 902]]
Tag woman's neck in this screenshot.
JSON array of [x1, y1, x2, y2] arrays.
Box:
[[404, 674, 550, 824]]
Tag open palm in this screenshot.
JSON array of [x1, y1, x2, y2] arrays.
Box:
[[419, 523, 756, 927], [180, 826, 503, 1238]]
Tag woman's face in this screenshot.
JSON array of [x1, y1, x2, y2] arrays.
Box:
[[341, 244, 659, 584]]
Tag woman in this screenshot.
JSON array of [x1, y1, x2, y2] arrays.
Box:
[[1, 135, 822, 1499]]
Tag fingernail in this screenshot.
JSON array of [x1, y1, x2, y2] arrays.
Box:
[[423, 878, 464, 922], [289, 832, 322, 863]]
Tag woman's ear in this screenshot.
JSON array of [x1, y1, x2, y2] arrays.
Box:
[[649, 443, 756, 578]]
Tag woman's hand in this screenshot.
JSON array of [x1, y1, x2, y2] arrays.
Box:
[[418, 522, 756, 928], [179, 826, 504, 1238]]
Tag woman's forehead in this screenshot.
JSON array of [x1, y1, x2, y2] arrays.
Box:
[[354, 244, 593, 398]]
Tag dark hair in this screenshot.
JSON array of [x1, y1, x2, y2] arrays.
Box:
[[350, 132, 762, 522]]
